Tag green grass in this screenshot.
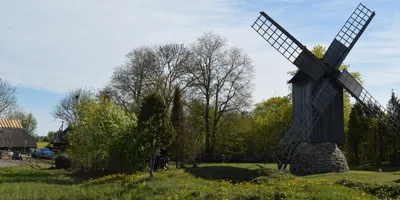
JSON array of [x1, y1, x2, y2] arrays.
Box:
[[0, 162, 398, 199], [36, 142, 50, 148]]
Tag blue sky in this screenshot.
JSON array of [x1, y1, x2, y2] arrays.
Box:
[[0, 0, 399, 136]]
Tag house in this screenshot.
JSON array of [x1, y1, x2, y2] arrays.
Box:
[[288, 70, 344, 142], [0, 118, 37, 153]]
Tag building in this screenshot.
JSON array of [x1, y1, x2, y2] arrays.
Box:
[[0, 118, 37, 153], [288, 70, 344, 142]]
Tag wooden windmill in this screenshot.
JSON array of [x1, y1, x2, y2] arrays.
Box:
[[251, 3, 400, 174]]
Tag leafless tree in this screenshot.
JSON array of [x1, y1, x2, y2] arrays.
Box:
[[187, 32, 255, 156], [108, 46, 157, 113], [0, 78, 18, 117], [52, 88, 93, 125], [152, 43, 192, 109], [108, 44, 192, 113]]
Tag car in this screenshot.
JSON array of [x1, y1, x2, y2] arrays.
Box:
[[31, 148, 55, 159]]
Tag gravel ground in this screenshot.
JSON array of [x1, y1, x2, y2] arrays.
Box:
[[0, 159, 28, 167]]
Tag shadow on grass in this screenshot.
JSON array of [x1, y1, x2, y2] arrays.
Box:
[[0, 168, 75, 185], [184, 166, 262, 183], [350, 164, 400, 172]]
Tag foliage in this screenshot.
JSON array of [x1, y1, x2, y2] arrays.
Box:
[[248, 96, 292, 158], [68, 95, 141, 172], [138, 93, 175, 177], [10, 110, 38, 136], [170, 87, 185, 168]]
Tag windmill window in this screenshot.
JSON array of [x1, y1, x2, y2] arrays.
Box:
[[282, 42, 289, 50], [277, 38, 284, 45], [267, 29, 273, 36]]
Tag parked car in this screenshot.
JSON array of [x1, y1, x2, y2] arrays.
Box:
[[12, 151, 22, 160], [31, 148, 55, 159]]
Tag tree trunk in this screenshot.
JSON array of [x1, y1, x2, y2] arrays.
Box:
[[149, 155, 154, 178], [205, 94, 211, 158]]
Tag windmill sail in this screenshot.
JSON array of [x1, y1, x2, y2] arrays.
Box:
[[251, 12, 325, 81], [323, 3, 375, 69], [337, 70, 400, 135]]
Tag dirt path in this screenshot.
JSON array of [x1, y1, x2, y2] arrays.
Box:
[[0, 159, 29, 167]]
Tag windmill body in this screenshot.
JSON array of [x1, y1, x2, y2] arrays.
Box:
[[289, 71, 344, 143], [251, 3, 400, 175]]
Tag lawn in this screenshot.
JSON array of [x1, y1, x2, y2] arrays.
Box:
[[36, 142, 49, 148], [0, 162, 398, 199]]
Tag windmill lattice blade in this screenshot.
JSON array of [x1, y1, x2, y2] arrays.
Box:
[[280, 79, 339, 155], [337, 70, 400, 135], [323, 3, 375, 69], [251, 12, 325, 81]]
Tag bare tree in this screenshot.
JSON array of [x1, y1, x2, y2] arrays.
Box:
[[0, 78, 18, 117], [52, 88, 93, 125], [187, 32, 255, 157], [152, 43, 192, 109], [108, 46, 157, 113]]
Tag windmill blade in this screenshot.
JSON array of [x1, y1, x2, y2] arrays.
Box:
[[280, 79, 339, 154], [337, 70, 400, 135], [323, 3, 375, 69], [251, 12, 326, 81]]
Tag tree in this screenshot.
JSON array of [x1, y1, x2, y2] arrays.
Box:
[[0, 78, 18, 117], [347, 102, 366, 165], [138, 93, 174, 177], [187, 32, 255, 157], [152, 44, 192, 108], [69, 95, 139, 172], [52, 88, 93, 125], [170, 87, 185, 168], [250, 96, 292, 160], [10, 110, 38, 136], [47, 131, 56, 141], [108, 46, 158, 114]]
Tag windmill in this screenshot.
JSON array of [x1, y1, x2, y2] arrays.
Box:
[[251, 3, 400, 175]]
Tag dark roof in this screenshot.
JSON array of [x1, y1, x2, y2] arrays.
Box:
[[288, 70, 311, 84], [0, 128, 37, 148]]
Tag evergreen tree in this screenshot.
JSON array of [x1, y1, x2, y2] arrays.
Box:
[[348, 102, 366, 165], [138, 93, 174, 177], [171, 87, 185, 168]]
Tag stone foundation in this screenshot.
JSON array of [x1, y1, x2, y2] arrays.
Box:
[[290, 142, 349, 175]]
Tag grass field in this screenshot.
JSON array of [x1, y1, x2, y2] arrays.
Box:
[[36, 142, 49, 148], [0, 162, 399, 199]]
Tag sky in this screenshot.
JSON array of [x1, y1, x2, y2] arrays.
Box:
[[0, 0, 399, 136]]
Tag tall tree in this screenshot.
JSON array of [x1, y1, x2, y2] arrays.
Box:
[[347, 102, 366, 165], [170, 87, 185, 168], [0, 78, 18, 117], [52, 88, 93, 125], [10, 110, 38, 136], [138, 93, 174, 177], [187, 32, 255, 157], [152, 44, 192, 108], [108, 46, 158, 114]]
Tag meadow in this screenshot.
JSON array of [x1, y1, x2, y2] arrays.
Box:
[[1, 162, 400, 200]]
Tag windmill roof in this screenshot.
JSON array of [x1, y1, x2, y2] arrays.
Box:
[[288, 70, 311, 84], [0, 118, 23, 129]]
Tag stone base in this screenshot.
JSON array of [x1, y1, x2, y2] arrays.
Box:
[[290, 142, 349, 176]]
